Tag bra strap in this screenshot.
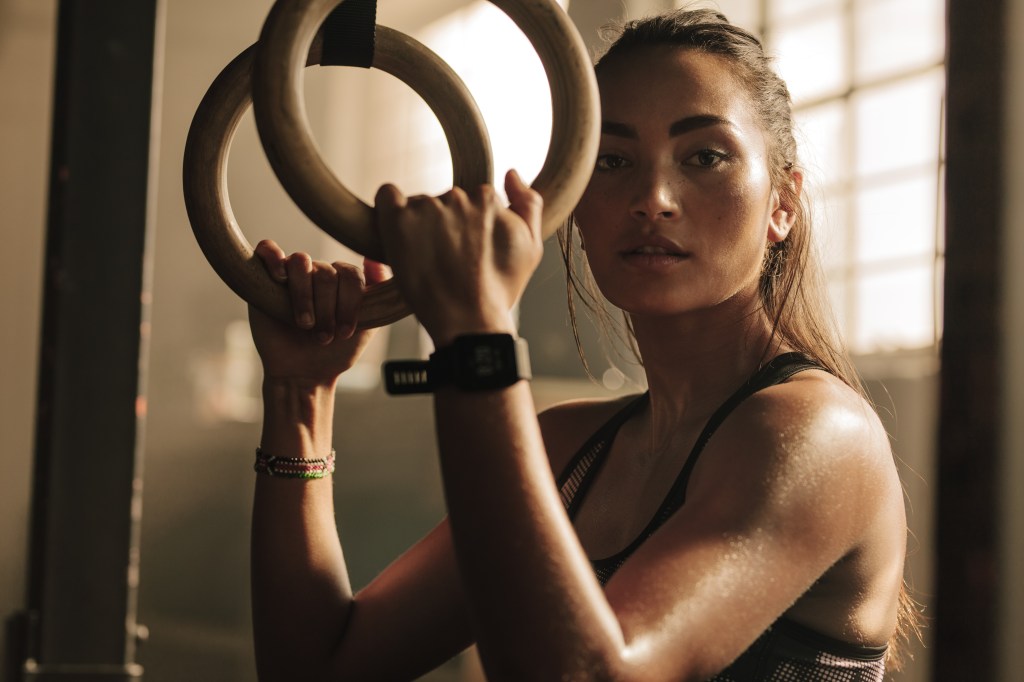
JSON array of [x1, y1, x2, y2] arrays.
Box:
[[658, 352, 826, 519], [557, 393, 649, 517]]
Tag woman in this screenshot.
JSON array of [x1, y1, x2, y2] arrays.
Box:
[[247, 9, 918, 681]]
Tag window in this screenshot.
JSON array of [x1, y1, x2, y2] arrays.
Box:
[[762, 0, 946, 354]]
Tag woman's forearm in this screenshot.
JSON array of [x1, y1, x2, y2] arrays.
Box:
[[434, 383, 626, 680], [251, 378, 353, 680]]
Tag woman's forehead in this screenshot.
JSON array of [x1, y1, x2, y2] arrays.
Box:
[[596, 47, 753, 120]]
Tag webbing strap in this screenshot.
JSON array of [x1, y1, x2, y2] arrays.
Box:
[[321, 0, 377, 68]]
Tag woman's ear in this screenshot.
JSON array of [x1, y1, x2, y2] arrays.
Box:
[[768, 169, 803, 244]]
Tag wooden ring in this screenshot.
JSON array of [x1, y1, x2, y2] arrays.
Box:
[[183, 28, 493, 328], [252, 0, 600, 250]]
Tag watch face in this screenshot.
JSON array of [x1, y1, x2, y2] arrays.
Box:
[[469, 344, 507, 378], [453, 334, 519, 389], [429, 334, 529, 391]]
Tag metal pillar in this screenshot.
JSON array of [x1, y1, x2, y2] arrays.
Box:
[[17, 1, 164, 679]]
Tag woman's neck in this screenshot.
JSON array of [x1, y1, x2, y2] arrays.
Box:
[[629, 298, 787, 447]]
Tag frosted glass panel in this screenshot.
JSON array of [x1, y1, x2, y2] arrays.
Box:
[[796, 100, 847, 189], [855, 0, 945, 82], [854, 262, 934, 352], [854, 69, 944, 177], [772, 15, 848, 104], [855, 173, 937, 265]]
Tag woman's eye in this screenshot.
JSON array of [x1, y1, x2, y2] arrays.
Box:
[[688, 149, 727, 168], [595, 154, 629, 171]]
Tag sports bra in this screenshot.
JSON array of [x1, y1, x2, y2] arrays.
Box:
[[556, 352, 888, 681]]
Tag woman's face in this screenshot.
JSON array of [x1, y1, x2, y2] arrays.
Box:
[[574, 46, 793, 320]]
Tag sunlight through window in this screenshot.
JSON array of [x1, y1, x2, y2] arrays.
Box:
[[414, 1, 565, 199], [767, 0, 946, 355]]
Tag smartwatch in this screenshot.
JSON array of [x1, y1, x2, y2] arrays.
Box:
[[383, 333, 531, 394]]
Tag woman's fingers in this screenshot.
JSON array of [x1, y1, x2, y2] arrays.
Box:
[[285, 252, 315, 329], [363, 258, 391, 287], [333, 262, 366, 340], [254, 239, 289, 282], [255, 240, 387, 342], [505, 169, 543, 240], [374, 183, 408, 216], [371, 175, 544, 346], [311, 262, 339, 344]]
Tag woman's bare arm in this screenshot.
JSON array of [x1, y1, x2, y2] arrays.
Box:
[[431, 373, 898, 682], [247, 246, 475, 681], [370, 170, 898, 677], [248, 170, 901, 681]]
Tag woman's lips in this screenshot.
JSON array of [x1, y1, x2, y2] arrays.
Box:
[[621, 244, 692, 266]]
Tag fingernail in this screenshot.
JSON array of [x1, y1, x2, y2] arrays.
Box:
[[276, 268, 287, 282], [299, 313, 314, 328], [317, 331, 333, 345]]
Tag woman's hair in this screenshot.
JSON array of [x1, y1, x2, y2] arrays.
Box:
[[558, 7, 922, 669]]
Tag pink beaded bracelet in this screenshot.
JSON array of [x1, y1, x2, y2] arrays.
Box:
[[254, 448, 336, 479]]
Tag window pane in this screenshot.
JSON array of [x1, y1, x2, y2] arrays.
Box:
[[855, 172, 938, 265], [853, 262, 934, 352], [855, 0, 945, 83], [854, 69, 944, 177], [795, 100, 847, 189], [772, 14, 849, 104]]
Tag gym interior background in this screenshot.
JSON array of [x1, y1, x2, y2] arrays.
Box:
[[1, 0, 1021, 679]]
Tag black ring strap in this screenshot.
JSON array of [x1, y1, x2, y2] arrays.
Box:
[[321, 0, 377, 68]]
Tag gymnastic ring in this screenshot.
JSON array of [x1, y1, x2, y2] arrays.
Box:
[[252, 0, 600, 258], [183, 28, 493, 328]]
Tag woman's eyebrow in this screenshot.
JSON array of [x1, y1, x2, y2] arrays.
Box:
[[600, 114, 734, 139], [601, 121, 638, 138], [669, 114, 733, 136]]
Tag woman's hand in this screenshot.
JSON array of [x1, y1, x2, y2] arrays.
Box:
[[248, 239, 389, 384], [375, 170, 543, 346]]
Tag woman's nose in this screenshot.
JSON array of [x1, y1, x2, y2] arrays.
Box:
[[630, 167, 680, 221]]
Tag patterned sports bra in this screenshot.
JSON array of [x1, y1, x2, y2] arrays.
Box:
[[557, 353, 888, 681]]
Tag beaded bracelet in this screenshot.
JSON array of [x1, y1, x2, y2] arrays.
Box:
[[254, 447, 336, 479]]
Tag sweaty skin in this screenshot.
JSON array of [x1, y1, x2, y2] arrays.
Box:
[[247, 46, 906, 682]]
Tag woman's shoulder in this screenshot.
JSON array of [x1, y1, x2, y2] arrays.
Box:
[[662, 369, 902, 586], [701, 368, 898, 507], [753, 368, 888, 447]]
